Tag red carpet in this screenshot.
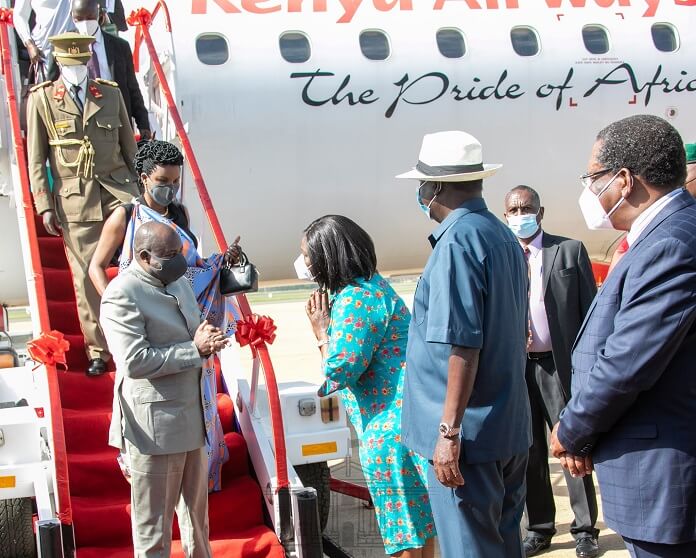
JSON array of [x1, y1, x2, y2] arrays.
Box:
[[35, 216, 284, 557]]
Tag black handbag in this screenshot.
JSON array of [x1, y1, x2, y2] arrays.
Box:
[[219, 251, 258, 296]]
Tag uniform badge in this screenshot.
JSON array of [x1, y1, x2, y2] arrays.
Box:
[[54, 84, 66, 101], [68, 44, 80, 55], [88, 84, 103, 99]]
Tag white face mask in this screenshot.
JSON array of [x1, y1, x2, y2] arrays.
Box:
[[74, 19, 100, 36], [578, 170, 625, 230], [294, 254, 314, 281], [60, 64, 89, 87]]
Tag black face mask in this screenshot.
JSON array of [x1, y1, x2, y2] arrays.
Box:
[[146, 252, 187, 284]]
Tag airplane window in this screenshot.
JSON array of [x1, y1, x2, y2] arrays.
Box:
[[195, 33, 229, 66], [510, 27, 539, 57], [651, 23, 679, 52], [279, 32, 311, 63], [436, 28, 466, 59], [582, 25, 610, 54], [359, 30, 390, 61]]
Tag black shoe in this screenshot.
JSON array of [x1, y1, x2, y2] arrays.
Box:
[[86, 358, 107, 377], [576, 536, 599, 558], [523, 535, 552, 557]]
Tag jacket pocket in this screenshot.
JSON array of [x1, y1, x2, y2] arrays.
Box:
[[54, 177, 81, 198], [133, 385, 177, 404], [95, 116, 121, 141], [558, 267, 577, 278]]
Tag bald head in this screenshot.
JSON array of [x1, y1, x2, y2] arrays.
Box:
[[135, 222, 182, 261], [72, 0, 101, 21]]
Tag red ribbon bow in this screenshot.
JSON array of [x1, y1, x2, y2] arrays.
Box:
[[0, 8, 13, 25], [26, 330, 70, 369], [127, 8, 152, 27], [235, 315, 277, 348]]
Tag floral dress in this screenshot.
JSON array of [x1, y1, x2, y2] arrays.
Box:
[[319, 274, 436, 554]]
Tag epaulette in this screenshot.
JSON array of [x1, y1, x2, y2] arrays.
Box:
[[95, 78, 119, 87], [29, 80, 52, 92]]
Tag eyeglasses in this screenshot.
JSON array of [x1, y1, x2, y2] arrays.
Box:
[[579, 169, 612, 190]]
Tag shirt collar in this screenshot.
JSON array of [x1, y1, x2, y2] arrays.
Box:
[[524, 230, 544, 257], [130, 259, 164, 288], [429, 197, 488, 246], [626, 188, 682, 247]]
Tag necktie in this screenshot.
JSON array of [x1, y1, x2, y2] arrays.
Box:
[[87, 45, 101, 79], [524, 247, 533, 350], [607, 237, 629, 275], [70, 85, 84, 113]]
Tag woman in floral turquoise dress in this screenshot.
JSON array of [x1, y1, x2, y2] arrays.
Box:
[[300, 215, 436, 558]]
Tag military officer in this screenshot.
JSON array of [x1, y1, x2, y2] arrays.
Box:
[[27, 32, 139, 376]]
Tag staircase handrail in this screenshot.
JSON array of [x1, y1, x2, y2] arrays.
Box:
[[0, 7, 73, 527], [127, 5, 290, 498]]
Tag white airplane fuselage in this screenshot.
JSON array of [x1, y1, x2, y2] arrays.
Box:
[[2, 0, 695, 305]]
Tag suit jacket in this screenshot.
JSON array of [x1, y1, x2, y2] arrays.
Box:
[[540, 233, 597, 399], [558, 189, 696, 544], [27, 78, 139, 222], [102, 31, 150, 134], [100, 262, 206, 455]]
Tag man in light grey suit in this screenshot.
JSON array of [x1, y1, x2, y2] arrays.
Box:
[[100, 222, 228, 558], [504, 186, 599, 558]]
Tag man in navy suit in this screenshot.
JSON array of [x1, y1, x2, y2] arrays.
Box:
[[550, 115, 696, 558]]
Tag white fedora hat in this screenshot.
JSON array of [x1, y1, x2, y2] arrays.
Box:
[[396, 130, 502, 182]]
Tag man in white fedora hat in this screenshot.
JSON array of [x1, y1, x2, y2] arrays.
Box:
[[399, 131, 532, 558]]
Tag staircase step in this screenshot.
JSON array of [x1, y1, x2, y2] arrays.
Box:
[[63, 336, 88, 370], [47, 300, 82, 335], [58, 371, 115, 410], [37, 236, 68, 268], [222, 432, 250, 479], [67, 450, 130, 500], [72, 475, 266, 548], [43, 268, 76, 303], [62, 409, 112, 453], [76, 525, 285, 558]]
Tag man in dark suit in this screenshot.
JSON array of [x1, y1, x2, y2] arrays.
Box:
[[72, 0, 151, 139], [551, 115, 696, 557], [503, 186, 599, 558]]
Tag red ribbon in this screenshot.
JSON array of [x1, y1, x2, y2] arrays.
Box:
[[127, 8, 152, 27], [26, 330, 70, 369], [0, 8, 13, 25], [127, 9, 152, 73], [235, 315, 277, 348]]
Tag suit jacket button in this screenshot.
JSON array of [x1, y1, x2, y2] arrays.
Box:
[[125, 179, 130, 183], [95, 174, 99, 178], [107, 124, 112, 129]]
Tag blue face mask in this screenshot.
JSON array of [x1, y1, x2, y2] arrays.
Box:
[[416, 185, 437, 219], [507, 213, 540, 239]]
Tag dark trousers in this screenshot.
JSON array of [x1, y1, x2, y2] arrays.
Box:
[[428, 452, 528, 558], [524, 355, 598, 540], [623, 537, 696, 557]]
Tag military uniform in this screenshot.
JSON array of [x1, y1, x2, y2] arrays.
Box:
[[27, 33, 139, 365]]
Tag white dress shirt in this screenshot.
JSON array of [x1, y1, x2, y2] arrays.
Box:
[[91, 28, 113, 82], [62, 76, 87, 109], [525, 231, 553, 353], [626, 188, 682, 247], [14, 0, 74, 56]]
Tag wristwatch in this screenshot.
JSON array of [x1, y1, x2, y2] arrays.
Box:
[[438, 422, 461, 439]]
